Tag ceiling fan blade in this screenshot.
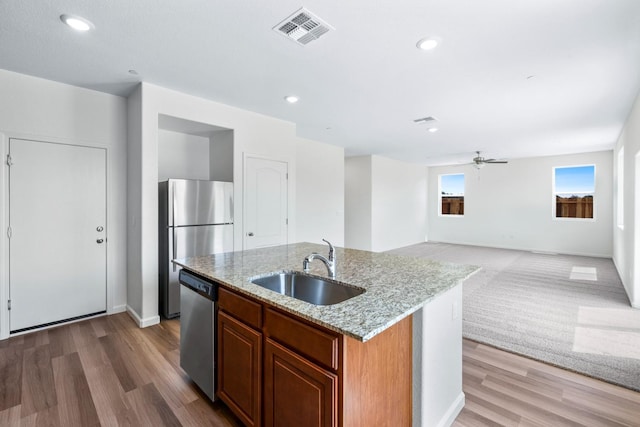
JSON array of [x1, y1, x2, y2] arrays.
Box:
[[471, 151, 508, 166]]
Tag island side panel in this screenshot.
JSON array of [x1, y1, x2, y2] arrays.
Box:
[[342, 315, 412, 427], [413, 284, 464, 427]]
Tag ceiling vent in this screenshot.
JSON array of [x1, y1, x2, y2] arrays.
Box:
[[273, 8, 333, 46]]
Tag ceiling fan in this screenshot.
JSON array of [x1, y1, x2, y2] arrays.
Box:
[[471, 151, 508, 169]]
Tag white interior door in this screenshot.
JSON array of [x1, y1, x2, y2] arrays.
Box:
[[9, 138, 106, 332], [244, 156, 288, 249]]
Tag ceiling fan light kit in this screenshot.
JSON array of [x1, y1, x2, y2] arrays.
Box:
[[472, 151, 508, 168]]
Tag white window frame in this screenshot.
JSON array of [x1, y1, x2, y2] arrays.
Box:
[[552, 164, 596, 221], [438, 173, 465, 217]]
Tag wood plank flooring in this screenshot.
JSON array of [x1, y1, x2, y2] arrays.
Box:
[[0, 313, 638, 426], [0, 313, 242, 427], [454, 340, 640, 427]]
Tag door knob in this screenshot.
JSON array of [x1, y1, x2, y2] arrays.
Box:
[[96, 239, 104, 244], [247, 232, 254, 237]]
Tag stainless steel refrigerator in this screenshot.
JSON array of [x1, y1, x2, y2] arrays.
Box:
[[159, 179, 233, 318]]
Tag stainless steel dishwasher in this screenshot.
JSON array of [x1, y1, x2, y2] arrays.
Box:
[[179, 269, 217, 401]]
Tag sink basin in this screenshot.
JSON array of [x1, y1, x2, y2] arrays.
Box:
[[250, 271, 365, 305]]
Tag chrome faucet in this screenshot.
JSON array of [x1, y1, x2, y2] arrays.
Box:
[[303, 239, 336, 278]]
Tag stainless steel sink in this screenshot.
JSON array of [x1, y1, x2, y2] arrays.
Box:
[[250, 271, 365, 305]]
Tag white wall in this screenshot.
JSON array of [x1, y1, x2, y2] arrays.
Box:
[[0, 72, 344, 333], [128, 82, 302, 325], [210, 129, 234, 182], [295, 137, 345, 246], [345, 155, 428, 252], [129, 82, 346, 325], [614, 91, 640, 308], [345, 156, 372, 250], [158, 129, 210, 181], [127, 86, 143, 319], [428, 151, 614, 257], [371, 156, 428, 252], [0, 69, 128, 337]]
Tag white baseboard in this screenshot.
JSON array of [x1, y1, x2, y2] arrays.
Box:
[[109, 304, 127, 314], [612, 257, 638, 309], [427, 239, 612, 259], [126, 305, 160, 328], [436, 392, 465, 427]]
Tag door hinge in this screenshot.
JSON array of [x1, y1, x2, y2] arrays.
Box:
[[286, 173, 288, 180], [6, 154, 12, 166], [7, 300, 10, 311], [286, 218, 289, 225], [6, 227, 11, 239]]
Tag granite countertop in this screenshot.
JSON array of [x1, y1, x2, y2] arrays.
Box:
[[174, 242, 479, 342]]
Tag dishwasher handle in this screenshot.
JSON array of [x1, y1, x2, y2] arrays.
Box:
[[179, 270, 217, 301]]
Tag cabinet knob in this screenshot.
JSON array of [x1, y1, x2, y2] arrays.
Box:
[[247, 232, 254, 237], [96, 239, 104, 244]]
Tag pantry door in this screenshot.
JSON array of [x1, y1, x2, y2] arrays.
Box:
[[9, 138, 106, 332], [244, 156, 288, 250]]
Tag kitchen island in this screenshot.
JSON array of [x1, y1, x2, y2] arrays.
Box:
[[175, 242, 479, 427]]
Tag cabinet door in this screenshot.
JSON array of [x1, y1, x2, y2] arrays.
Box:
[[243, 156, 288, 249], [264, 338, 338, 427], [218, 310, 262, 427]]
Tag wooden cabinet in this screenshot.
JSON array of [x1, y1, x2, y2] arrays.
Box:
[[217, 285, 412, 427], [217, 288, 263, 427], [264, 308, 339, 370], [264, 338, 338, 427], [263, 307, 340, 427]]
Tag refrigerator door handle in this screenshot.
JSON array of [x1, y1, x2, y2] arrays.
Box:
[[172, 181, 178, 272]]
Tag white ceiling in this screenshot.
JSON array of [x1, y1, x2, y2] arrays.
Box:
[[1, 1, 639, 165]]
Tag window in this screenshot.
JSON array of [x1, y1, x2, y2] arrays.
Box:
[[439, 173, 464, 216], [553, 165, 595, 219], [617, 148, 624, 229]]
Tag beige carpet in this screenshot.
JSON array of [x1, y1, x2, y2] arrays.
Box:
[[388, 242, 640, 392]]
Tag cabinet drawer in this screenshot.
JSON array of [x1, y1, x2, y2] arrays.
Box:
[[265, 308, 340, 371], [218, 287, 263, 329]]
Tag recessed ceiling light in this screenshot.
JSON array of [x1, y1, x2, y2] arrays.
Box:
[[60, 14, 94, 32], [428, 127, 439, 133], [284, 95, 299, 104], [416, 37, 439, 51]]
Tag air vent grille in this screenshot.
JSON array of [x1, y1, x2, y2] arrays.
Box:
[[413, 116, 438, 124], [274, 8, 333, 46]]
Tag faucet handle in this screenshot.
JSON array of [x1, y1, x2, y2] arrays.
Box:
[[322, 239, 335, 261]]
